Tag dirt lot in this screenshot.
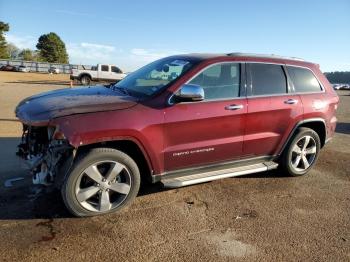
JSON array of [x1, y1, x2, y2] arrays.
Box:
[[0, 71, 349, 261]]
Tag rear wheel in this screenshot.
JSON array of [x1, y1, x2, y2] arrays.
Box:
[[280, 127, 321, 176], [62, 148, 140, 217], [80, 75, 91, 85]]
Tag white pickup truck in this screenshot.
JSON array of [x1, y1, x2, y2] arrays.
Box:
[[70, 64, 127, 85]]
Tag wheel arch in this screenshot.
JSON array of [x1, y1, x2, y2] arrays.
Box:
[[279, 118, 327, 156], [74, 138, 154, 183], [78, 73, 92, 80], [298, 120, 326, 147]]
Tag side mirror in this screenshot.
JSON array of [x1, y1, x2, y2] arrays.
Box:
[[175, 84, 204, 102], [162, 64, 169, 72]]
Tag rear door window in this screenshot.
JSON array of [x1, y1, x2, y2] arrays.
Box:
[[101, 65, 109, 72], [287, 66, 322, 93], [249, 63, 287, 96]]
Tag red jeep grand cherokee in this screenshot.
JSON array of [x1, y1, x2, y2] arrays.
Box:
[[15, 53, 339, 217]]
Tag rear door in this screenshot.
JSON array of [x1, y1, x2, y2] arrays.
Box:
[[243, 63, 303, 158], [99, 65, 110, 80], [286, 65, 326, 118], [163, 62, 247, 171]]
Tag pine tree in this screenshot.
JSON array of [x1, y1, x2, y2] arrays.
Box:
[[36, 32, 69, 63], [0, 21, 10, 59]]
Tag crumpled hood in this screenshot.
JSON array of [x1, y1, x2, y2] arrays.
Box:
[[15, 85, 139, 124]]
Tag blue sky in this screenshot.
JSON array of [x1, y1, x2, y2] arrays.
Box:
[[0, 0, 349, 72]]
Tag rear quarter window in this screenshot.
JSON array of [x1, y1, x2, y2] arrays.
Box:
[[287, 66, 322, 93]]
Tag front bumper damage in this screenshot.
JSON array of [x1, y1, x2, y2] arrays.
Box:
[[16, 125, 74, 186]]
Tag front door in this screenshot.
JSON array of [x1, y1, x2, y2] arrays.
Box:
[[163, 62, 247, 172], [111, 66, 123, 80]]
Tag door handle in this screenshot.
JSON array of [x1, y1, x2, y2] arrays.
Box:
[[225, 104, 244, 110], [284, 99, 298, 105]]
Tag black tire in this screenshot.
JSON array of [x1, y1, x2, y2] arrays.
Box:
[[280, 127, 321, 177], [80, 75, 91, 85], [61, 148, 140, 217]]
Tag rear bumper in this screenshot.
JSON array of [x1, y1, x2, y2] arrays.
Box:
[[323, 116, 337, 146], [325, 137, 333, 144], [327, 116, 338, 142], [70, 75, 78, 80]]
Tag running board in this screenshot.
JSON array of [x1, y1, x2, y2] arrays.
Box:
[[161, 161, 278, 188]]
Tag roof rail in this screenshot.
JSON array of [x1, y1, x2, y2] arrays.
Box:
[[226, 52, 305, 61]]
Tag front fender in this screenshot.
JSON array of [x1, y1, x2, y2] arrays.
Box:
[[50, 109, 163, 174]]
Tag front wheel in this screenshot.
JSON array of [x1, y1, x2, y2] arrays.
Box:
[[280, 127, 321, 177], [61, 148, 140, 217], [80, 75, 91, 85]]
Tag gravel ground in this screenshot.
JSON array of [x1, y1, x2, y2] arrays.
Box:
[[0, 72, 349, 261]]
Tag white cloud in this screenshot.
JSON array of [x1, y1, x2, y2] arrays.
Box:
[[67, 42, 122, 64], [130, 48, 181, 62], [5, 34, 36, 49], [80, 42, 116, 52]]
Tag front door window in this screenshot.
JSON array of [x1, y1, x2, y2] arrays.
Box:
[[189, 63, 240, 100]]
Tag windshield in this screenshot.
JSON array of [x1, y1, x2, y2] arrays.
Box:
[[112, 57, 196, 97]]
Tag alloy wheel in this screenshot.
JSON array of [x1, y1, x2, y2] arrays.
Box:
[[75, 160, 132, 212], [290, 135, 317, 172]]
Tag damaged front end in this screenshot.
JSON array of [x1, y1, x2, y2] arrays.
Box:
[[16, 124, 74, 186], [14, 85, 139, 188]]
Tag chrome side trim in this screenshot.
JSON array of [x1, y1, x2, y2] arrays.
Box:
[[291, 91, 325, 95], [246, 93, 298, 99], [168, 95, 245, 106]]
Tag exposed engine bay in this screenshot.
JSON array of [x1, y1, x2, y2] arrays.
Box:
[[16, 124, 73, 186]]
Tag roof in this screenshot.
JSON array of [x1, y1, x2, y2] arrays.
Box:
[[226, 52, 305, 61], [177, 52, 312, 65]]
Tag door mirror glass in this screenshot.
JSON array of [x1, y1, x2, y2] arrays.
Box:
[[175, 84, 205, 102]]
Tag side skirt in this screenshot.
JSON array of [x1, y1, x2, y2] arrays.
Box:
[[161, 161, 278, 188], [151, 156, 278, 187]]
